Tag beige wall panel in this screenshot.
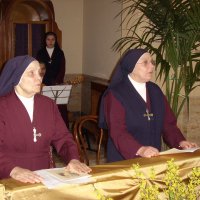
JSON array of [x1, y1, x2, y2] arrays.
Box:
[[83, 0, 122, 79], [51, 0, 83, 74]]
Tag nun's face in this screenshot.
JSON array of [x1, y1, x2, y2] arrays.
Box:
[[129, 53, 155, 83], [46, 34, 56, 48], [15, 61, 42, 97]]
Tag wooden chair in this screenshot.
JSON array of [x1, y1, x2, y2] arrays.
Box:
[[73, 115, 106, 166]]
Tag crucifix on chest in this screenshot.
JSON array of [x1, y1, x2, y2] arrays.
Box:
[[33, 127, 42, 142], [143, 109, 153, 121]]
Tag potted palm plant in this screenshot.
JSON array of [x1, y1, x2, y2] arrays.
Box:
[[113, 0, 200, 118]]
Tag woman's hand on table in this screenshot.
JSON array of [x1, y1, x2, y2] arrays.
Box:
[[136, 146, 159, 158], [10, 166, 43, 183], [65, 159, 92, 174], [179, 140, 198, 149]]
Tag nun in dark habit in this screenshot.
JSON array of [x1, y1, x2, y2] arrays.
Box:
[[0, 55, 91, 183], [99, 49, 198, 162], [36, 31, 66, 86], [36, 32, 69, 128]]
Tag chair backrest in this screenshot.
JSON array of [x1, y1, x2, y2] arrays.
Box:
[[73, 115, 105, 166]]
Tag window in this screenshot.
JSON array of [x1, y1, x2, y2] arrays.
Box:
[[14, 22, 46, 57]]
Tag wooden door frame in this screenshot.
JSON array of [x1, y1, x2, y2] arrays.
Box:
[[0, 0, 61, 70]]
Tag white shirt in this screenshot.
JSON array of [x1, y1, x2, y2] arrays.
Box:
[[46, 47, 54, 58], [128, 75, 146, 102], [15, 91, 34, 122]]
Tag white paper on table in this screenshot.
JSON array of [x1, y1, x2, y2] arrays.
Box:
[[159, 147, 200, 155], [35, 167, 92, 189]]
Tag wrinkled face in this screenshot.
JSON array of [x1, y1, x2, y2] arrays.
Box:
[[129, 53, 155, 83], [46, 35, 56, 48], [15, 61, 42, 97]]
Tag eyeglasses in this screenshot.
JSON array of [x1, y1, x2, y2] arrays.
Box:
[[136, 60, 156, 66]]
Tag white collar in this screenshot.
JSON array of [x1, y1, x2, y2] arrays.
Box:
[[128, 75, 146, 102], [15, 90, 34, 122], [15, 90, 34, 102], [128, 75, 146, 88]]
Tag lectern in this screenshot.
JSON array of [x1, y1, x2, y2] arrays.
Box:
[[41, 85, 72, 105]]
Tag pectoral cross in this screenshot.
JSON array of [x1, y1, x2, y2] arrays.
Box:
[[143, 109, 153, 121], [33, 127, 42, 143]]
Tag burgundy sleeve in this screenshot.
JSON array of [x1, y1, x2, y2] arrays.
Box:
[[105, 91, 142, 159], [51, 102, 79, 164], [0, 111, 16, 178], [0, 153, 16, 178], [162, 96, 185, 148]]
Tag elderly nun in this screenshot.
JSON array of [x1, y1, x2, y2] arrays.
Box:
[[99, 49, 198, 162], [0, 55, 91, 183]]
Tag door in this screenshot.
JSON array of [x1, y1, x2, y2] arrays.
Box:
[[0, 0, 61, 69]]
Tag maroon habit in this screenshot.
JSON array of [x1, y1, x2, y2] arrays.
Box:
[[104, 91, 185, 160], [0, 91, 79, 179]]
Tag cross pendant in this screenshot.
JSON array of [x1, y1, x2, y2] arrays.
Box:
[[143, 109, 153, 121], [33, 127, 42, 143]]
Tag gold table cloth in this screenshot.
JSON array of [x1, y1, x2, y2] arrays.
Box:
[[0, 150, 200, 200]]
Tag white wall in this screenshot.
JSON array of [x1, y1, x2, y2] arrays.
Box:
[[83, 0, 122, 79], [51, 0, 83, 74], [52, 0, 122, 79]]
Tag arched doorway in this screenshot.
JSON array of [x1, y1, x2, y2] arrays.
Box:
[[0, 0, 61, 69]]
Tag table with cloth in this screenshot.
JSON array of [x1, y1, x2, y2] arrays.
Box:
[[0, 150, 200, 200]]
